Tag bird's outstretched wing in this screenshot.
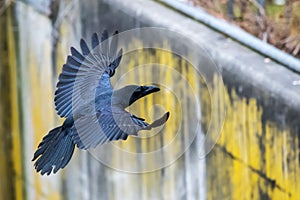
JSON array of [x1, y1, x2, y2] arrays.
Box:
[[54, 30, 123, 118], [71, 107, 170, 150]]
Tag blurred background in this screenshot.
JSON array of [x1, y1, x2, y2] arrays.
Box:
[[186, 0, 300, 58], [1, 0, 300, 199]]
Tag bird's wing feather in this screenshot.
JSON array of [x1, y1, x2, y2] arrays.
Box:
[[71, 108, 150, 150], [54, 31, 123, 118]]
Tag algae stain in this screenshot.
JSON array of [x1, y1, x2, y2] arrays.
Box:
[[205, 83, 299, 199]]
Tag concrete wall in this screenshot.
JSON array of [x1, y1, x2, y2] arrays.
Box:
[[1, 0, 300, 199]]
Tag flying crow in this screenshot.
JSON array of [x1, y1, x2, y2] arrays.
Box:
[[32, 31, 169, 175]]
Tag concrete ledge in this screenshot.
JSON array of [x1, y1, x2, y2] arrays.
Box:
[[100, 0, 300, 126]]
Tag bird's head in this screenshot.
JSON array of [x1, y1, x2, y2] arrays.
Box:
[[112, 85, 160, 108]]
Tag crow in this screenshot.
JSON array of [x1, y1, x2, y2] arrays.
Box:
[[32, 31, 169, 175]]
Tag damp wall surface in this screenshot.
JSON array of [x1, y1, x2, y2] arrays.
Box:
[[1, 0, 300, 199]]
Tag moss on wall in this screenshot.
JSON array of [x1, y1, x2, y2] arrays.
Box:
[[2, 1, 300, 199], [204, 85, 300, 200], [0, 5, 24, 200]]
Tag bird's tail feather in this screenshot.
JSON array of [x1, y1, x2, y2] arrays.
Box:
[[32, 126, 75, 175]]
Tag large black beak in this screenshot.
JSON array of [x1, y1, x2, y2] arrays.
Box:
[[129, 85, 160, 106]]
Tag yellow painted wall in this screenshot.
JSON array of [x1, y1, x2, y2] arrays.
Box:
[[1, 2, 63, 200], [1, 2, 300, 200], [204, 85, 300, 200], [108, 42, 300, 199], [0, 5, 24, 200]]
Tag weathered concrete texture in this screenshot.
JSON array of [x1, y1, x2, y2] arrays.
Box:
[[96, 0, 300, 199], [0, 2, 64, 200], [100, 0, 300, 121], [2, 0, 300, 199], [0, 6, 19, 200]]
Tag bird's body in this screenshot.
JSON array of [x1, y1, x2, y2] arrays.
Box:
[[32, 31, 169, 175]]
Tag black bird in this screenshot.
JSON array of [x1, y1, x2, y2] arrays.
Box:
[[32, 31, 169, 175]]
